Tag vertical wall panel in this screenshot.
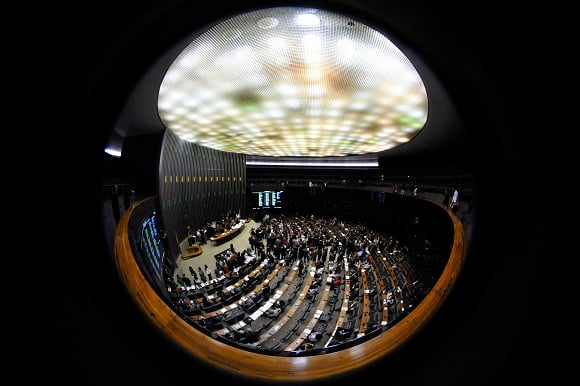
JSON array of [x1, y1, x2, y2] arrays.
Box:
[[158, 130, 246, 262]]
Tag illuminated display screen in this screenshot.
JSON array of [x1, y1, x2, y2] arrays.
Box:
[[137, 210, 164, 280], [251, 190, 283, 210]]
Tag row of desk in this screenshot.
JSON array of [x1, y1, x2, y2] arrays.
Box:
[[252, 261, 305, 345], [195, 258, 288, 336], [191, 248, 403, 351], [284, 269, 333, 351]]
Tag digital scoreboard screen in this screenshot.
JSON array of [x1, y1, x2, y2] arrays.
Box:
[[251, 190, 283, 210], [137, 210, 164, 280]]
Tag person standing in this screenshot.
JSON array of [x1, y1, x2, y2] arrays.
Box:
[[189, 265, 198, 281], [181, 274, 192, 287], [204, 264, 213, 281], [187, 226, 196, 246], [198, 266, 207, 283]]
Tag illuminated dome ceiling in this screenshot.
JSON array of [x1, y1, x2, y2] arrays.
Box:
[[157, 7, 428, 157]]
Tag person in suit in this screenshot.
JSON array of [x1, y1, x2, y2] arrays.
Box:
[[189, 265, 198, 280], [181, 274, 192, 287], [198, 267, 207, 283], [204, 264, 213, 281], [187, 226, 196, 246]]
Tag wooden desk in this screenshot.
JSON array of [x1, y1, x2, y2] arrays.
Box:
[[181, 245, 203, 259], [358, 269, 371, 336], [209, 220, 245, 244], [285, 283, 330, 351]]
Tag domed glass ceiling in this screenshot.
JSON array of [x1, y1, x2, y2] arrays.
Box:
[[158, 7, 428, 157]]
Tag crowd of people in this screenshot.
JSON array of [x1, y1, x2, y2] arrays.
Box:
[[164, 211, 449, 349]]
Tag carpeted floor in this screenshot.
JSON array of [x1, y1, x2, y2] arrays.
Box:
[[174, 219, 261, 282]]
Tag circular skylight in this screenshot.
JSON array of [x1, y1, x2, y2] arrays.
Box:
[[158, 7, 428, 157]]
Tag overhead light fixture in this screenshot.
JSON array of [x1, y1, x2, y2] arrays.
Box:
[[246, 155, 378, 168], [158, 6, 428, 157]]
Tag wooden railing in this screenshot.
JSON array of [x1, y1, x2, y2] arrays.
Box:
[[114, 196, 466, 383]]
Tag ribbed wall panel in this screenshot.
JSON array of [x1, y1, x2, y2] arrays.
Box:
[[158, 130, 246, 261]]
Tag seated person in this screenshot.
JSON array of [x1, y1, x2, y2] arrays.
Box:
[[299, 342, 315, 351], [244, 328, 259, 343], [336, 326, 353, 339], [260, 285, 271, 297], [265, 307, 282, 318], [308, 332, 323, 342], [240, 297, 255, 312], [307, 286, 319, 298]]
